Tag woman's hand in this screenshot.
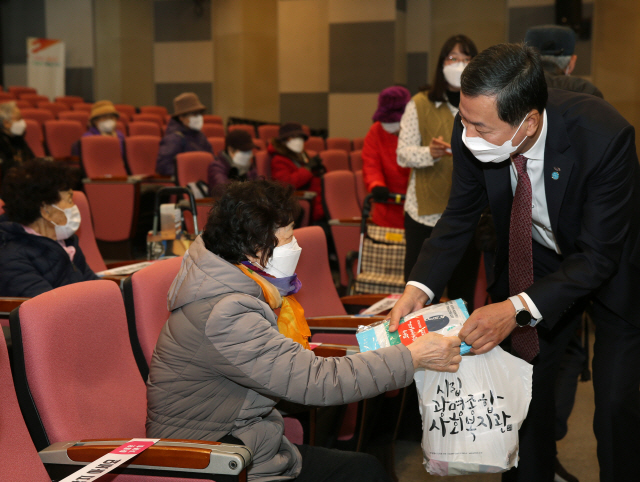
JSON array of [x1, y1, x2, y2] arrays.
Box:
[[407, 333, 462, 372], [429, 136, 452, 159]]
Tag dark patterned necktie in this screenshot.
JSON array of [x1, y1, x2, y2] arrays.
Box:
[[509, 154, 539, 362]]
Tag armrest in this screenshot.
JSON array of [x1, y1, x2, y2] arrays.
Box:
[[40, 439, 252, 479], [105, 260, 148, 269], [101, 275, 127, 285], [196, 197, 214, 205], [340, 294, 389, 306], [0, 297, 28, 317], [313, 343, 360, 357], [306, 315, 386, 331], [294, 190, 317, 201], [328, 218, 361, 226]]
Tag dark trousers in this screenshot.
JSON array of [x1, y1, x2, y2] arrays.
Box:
[[404, 213, 433, 283], [293, 445, 392, 482]]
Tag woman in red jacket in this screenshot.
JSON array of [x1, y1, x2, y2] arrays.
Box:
[[269, 123, 325, 221], [362, 86, 411, 228]]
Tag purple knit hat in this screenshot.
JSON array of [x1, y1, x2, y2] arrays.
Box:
[[372, 86, 411, 123]]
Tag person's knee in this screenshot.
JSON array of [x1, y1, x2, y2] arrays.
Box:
[[342, 452, 389, 481]]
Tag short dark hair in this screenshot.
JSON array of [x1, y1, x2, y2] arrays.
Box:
[[461, 43, 548, 127], [428, 34, 478, 103], [202, 179, 301, 266], [2, 159, 74, 225]]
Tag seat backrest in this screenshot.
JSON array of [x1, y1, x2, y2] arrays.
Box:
[[44, 120, 84, 158], [202, 123, 225, 138], [72, 102, 93, 112], [0, 337, 50, 481], [255, 150, 271, 179], [140, 105, 168, 119], [203, 114, 223, 124], [116, 120, 127, 136], [114, 103, 136, 118], [352, 137, 365, 151], [84, 182, 138, 242], [11, 281, 148, 449], [24, 119, 45, 157], [0, 92, 16, 101], [319, 149, 350, 172], [253, 138, 265, 151], [322, 170, 361, 219], [125, 135, 161, 175], [208, 136, 225, 154], [294, 226, 346, 317], [326, 137, 352, 153], [257, 124, 280, 144], [58, 110, 89, 128], [128, 121, 161, 137], [123, 257, 184, 379], [20, 94, 49, 106], [73, 190, 107, 272], [20, 108, 54, 126], [132, 113, 163, 126], [37, 101, 67, 117], [349, 149, 363, 172], [55, 95, 84, 108], [9, 86, 36, 96], [354, 170, 366, 209], [304, 136, 325, 152], [228, 123, 256, 138], [176, 151, 214, 186], [81, 136, 128, 177]]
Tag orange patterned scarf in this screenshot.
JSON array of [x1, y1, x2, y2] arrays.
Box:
[[237, 264, 311, 349]]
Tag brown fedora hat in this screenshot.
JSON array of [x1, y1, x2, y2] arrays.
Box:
[[173, 92, 206, 117]]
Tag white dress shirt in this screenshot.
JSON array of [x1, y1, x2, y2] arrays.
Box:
[[408, 111, 554, 323]]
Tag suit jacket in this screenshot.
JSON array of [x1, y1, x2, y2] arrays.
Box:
[[410, 89, 640, 328]]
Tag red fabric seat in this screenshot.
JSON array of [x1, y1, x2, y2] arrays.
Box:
[[55, 95, 84, 108], [20, 107, 55, 126], [352, 137, 365, 151], [36, 101, 67, 117], [207, 136, 225, 154], [228, 123, 256, 138], [140, 105, 168, 119], [257, 124, 280, 144], [132, 113, 163, 127], [304, 136, 325, 152], [58, 110, 89, 128], [125, 135, 161, 175], [73, 190, 108, 272], [44, 120, 83, 158], [319, 149, 350, 172], [354, 170, 366, 209], [349, 149, 363, 172], [254, 150, 270, 179], [0, 92, 16, 101], [129, 121, 162, 137], [71, 102, 93, 112], [176, 151, 214, 186], [203, 114, 223, 124], [201, 123, 225, 138], [24, 119, 45, 157], [326, 137, 352, 153], [81, 136, 128, 177], [253, 138, 265, 151], [8, 86, 36, 96], [19, 93, 49, 106], [84, 181, 139, 242], [115, 103, 136, 118], [117, 120, 128, 136]]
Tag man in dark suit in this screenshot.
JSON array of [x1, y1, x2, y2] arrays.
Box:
[[390, 43, 640, 482]]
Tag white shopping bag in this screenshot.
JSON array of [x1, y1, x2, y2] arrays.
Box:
[[414, 346, 533, 475]]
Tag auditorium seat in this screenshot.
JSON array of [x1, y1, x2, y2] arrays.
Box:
[[81, 136, 128, 178], [44, 120, 83, 159], [24, 119, 45, 157], [8, 86, 36, 97], [140, 105, 168, 119], [203, 114, 223, 124], [36, 101, 67, 117], [15, 100, 32, 109], [352, 137, 365, 151], [319, 149, 350, 172], [114, 103, 136, 118], [354, 170, 366, 209], [71, 102, 93, 112], [125, 135, 161, 176], [326, 137, 352, 153], [201, 123, 225, 138], [176, 151, 213, 186], [20, 108, 55, 126], [301, 125, 311, 137], [116, 120, 128, 136], [19, 93, 49, 106], [132, 113, 163, 127], [304, 136, 325, 152], [55, 95, 84, 108], [252, 138, 266, 151], [0, 92, 16, 101], [129, 121, 162, 137], [73, 190, 108, 272], [349, 149, 363, 172], [228, 123, 256, 138], [255, 150, 270, 179], [208, 136, 225, 154], [257, 124, 280, 144], [58, 110, 89, 128]]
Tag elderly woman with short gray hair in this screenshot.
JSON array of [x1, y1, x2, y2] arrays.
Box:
[[0, 101, 33, 188]]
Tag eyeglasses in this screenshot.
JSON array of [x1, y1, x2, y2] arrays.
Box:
[[445, 56, 470, 64]]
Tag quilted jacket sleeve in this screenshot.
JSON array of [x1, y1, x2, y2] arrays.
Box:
[[0, 246, 54, 297], [204, 295, 415, 406]]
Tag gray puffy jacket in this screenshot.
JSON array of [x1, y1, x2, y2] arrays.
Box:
[[146, 236, 415, 481]]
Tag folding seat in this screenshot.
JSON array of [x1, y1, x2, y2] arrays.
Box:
[[8, 86, 36, 96], [326, 137, 352, 153], [129, 121, 162, 137], [43, 120, 83, 159], [354, 170, 366, 209], [20, 107, 55, 126], [352, 137, 365, 151], [9, 280, 252, 480], [252, 138, 265, 151], [58, 110, 89, 128], [132, 113, 163, 127], [81, 136, 128, 178], [322, 171, 362, 287], [125, 135, 161, 176], [0, 91, 16, 101], [203, 114, 223, 124], [257, 124, 280, 144], [55, 95, 84, 108], [73, 190, 108, 272], [202, 123, 225, 138], [304, 136, 325, 152], [117, 119, 128, 135], [15, 99, 32, 109], [254, 150, 270, 179], [349, 149, 363, 172], [19, 93, 49, 106], [36, 101, 67, 117], [208, 136, 225, 154], [319, 149, 349, 172], [176, 152, 215, 230], [228, 123, 256, 138], [301, 125, 311, 137], [24, 119, 45, 157], [72, 102, 93, 112], [115, 103, 136, 118], [139, 105, 168, 119]]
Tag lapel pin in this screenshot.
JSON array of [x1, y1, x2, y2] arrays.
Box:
[[552, 171, 560, 180]]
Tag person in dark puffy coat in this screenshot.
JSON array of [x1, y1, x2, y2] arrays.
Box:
[[0, 160, 98, 297], [207, 129, 258, 197], [0, 101, 34, 189], [156, 92, 213, 176]]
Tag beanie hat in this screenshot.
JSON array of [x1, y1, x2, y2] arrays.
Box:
[[90, 100, 119, 120], [525, 25, 576, 56], [173, 92, 206, 117], [277, 122, 308, 141], [226, 129, 256, 151], [372, 86, 411, 123]]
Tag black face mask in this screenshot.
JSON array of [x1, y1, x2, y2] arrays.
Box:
[[446, 90, 460, 108]]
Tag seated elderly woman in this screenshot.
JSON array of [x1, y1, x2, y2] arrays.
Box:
[[0, 100, 34, 186], [146, 180, 461, 482], [0, 159, 98, 297]]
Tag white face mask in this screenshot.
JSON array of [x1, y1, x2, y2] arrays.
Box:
[[232, 150, 253, 170], [188, 114, 204, 131], [381, 122, 400, 134], [97, 119, 116, 134], [443, 62, 467, 88], [462, 114, 530, 163], [262, 237, 302, 278], [286, 138, 305, 154], [49, 204, 81, 240], [10, 119, 27, 136]]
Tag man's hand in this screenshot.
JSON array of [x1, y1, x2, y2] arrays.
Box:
[[388, 285, 429, 332], [407, 333, 462, 372], [458, 301, 518, 355]]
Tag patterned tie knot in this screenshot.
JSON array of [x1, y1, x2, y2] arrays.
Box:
[[513, 154, 528, 177]]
